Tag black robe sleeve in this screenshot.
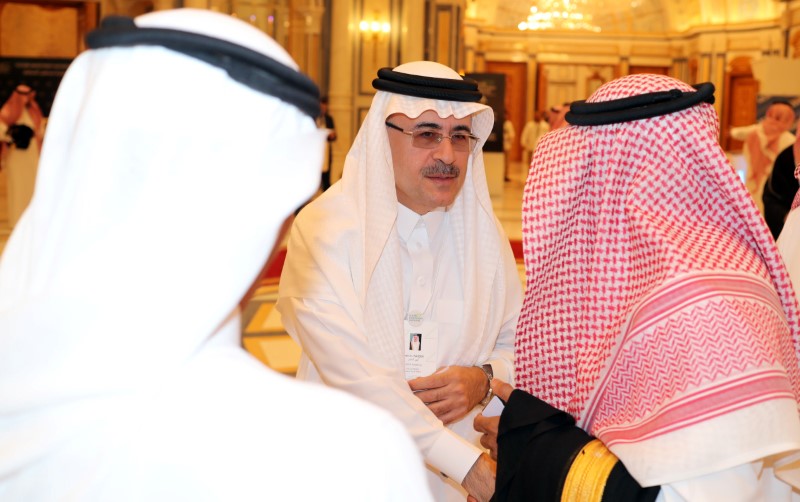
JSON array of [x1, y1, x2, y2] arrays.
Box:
[[762, 144, 798, 239], [492, 389, 661, 502]]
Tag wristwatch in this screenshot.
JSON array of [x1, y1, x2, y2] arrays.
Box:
[[478, 363, 494, 406]]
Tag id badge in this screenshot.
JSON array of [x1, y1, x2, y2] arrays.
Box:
[[404, 320, 438, 379]]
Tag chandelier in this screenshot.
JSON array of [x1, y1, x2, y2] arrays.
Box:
[[518, 0, 601, 32]]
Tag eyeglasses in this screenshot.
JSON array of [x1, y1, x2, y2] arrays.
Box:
[[385, 121, 480, 153]]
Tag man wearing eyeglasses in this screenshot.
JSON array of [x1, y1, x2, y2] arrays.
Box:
[[277, 61, 522, 502]]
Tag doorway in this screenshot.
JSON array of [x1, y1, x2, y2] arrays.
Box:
[[485, 61, 527, 163]]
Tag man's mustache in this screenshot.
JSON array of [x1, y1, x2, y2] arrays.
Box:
[[421, 161, 460, 178]]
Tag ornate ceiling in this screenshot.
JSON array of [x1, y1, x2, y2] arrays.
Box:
[[470, 0, 787, 34]]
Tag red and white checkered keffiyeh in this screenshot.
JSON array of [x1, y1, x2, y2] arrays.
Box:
[[517, 73, 800, 483]]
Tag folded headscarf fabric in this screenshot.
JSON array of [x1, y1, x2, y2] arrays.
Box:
[[517, 73, 800, 486], [0, 8, 430, 501]]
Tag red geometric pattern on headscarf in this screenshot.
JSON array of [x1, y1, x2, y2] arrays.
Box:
[[586, 274, 799, 442], [516, 74, 800, 433]]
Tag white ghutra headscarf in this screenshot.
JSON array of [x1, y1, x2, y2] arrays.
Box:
[[338, 62, 505, 369], [0, 9, 430, 501]]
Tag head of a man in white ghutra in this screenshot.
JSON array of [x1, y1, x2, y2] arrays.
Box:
[[372, 61, 493, 215], [0, 8, 433, 501]]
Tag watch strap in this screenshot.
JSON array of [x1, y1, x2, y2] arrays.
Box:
[[478, 363, 494, 406]]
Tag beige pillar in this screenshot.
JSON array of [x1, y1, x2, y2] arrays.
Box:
[[400, 0, 424, 63], [327, 0, 355, 184]]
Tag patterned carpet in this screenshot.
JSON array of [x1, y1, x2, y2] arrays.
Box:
[[241, 283, 296, 374]]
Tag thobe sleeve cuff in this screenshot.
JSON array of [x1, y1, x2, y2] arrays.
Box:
[[729, 127, 746, 141], [484, 359, 512, 384], [426, 428, 483, 484]]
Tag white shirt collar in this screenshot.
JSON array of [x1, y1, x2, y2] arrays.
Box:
[[397, 203, 446, 243]]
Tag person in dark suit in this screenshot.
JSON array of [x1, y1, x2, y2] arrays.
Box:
[[762, 135, 800, 239]]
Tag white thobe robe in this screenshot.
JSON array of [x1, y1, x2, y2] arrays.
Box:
[[279, 199, 519, 499], [278, 61, 522, 500], [0, 9, 432, 501]]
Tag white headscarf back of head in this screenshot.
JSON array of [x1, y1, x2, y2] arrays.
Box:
[[0, 7, 324, 422]]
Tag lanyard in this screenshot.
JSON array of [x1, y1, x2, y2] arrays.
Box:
[[406, 219, 437, 326]]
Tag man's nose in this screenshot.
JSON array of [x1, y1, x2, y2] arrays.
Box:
[[433, 136, 457, 163]]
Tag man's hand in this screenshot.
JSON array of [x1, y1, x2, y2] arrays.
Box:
[[408, 365, 488, 424], [745, 130, 771, 183], [491, 378, 514, 400], [473, 414, 500, 460], [462, 453, 496, 502], [474, 379, 515, 460]]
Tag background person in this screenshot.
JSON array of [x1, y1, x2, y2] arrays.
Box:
[[519, 110, 549, 165], [777, 160, 800, 294], [502, 110, 515, 181], [0, 9, 431, 501], [730, 100, 796, 213], [0, 84, 45, 228], [547, 102, 570, 130], [475, 74, 800, 501], [278, 61, 522, 502]]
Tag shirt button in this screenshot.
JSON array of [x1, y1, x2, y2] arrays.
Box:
[[416, 276, 426, 286]]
